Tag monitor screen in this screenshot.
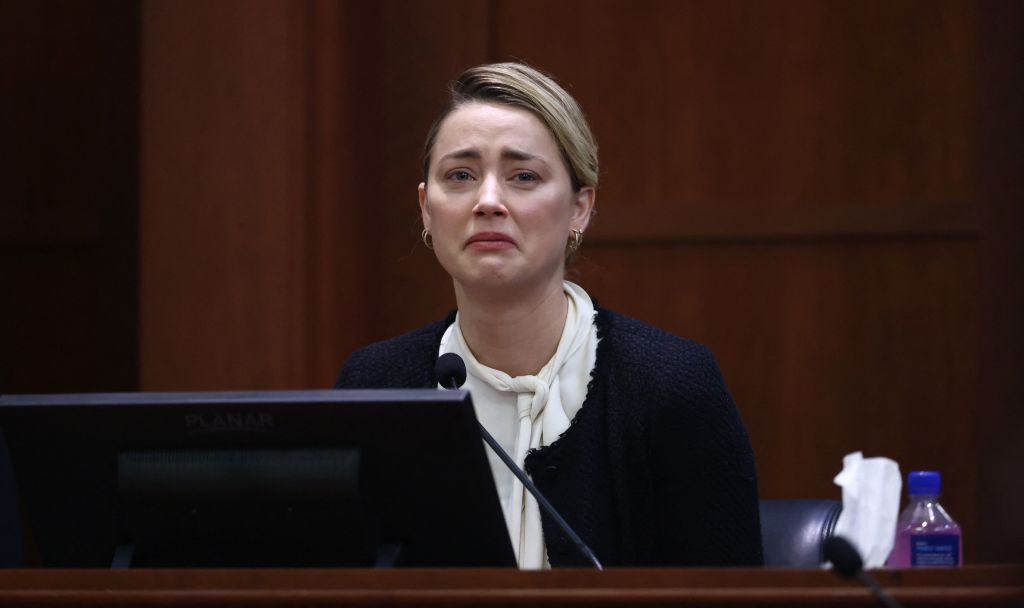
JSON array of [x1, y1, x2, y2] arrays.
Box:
[[0, 389, 515, 568]]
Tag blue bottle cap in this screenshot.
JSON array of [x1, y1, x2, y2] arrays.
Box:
[[907, 471, 941, 495]]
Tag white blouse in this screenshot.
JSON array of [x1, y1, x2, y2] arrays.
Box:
[[438, 281, 598, 569]]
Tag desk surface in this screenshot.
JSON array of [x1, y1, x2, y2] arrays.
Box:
[[0, 565, 1021, 606]]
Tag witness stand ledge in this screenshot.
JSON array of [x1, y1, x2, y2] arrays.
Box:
[[0, 565, 1021, 607]]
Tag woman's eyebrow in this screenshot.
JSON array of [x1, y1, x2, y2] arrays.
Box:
[[438, 148, 481, 162], [438, 147, 550, 167], [501, 148, 550, 167]]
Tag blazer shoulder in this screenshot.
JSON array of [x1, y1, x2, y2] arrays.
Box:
[[596, 308, 733, 413], [598, 308, 717, 375]]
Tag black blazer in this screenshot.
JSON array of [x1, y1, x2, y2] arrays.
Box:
[[336, 307, 763, 567]]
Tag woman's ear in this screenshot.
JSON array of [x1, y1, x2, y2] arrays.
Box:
[[570, 186, 596, 232], [418, 182, 430, 230]]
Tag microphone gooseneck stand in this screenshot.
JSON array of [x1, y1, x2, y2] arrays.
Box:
[[435, 353, 603, 570]]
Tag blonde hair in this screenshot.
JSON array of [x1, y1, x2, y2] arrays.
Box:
[[422, 63, 599, 191]]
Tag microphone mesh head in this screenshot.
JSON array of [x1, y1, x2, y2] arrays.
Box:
[[435, 353, 467, 389], [824, 535, 864, 578]]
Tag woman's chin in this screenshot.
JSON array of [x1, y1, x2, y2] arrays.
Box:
[[459, 269, 523, 291], [453, 264, 564, 298]]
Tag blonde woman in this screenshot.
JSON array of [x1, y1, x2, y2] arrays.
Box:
[[337, 63, 762, 569]]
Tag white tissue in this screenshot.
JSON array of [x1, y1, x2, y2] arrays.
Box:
[[832, 451, 902, 568]]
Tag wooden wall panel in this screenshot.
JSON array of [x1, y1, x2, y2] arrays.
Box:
[[302, 0, 356, 388], [0, 1, 138, 393], [497, 0, 974, 223], [141, 0, 313, 390], [975, 0, 1024, 564]]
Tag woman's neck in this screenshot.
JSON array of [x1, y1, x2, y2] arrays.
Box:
[[454, 277, 568, 377]]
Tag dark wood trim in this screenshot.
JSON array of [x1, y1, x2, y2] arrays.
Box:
[[587, 203, 977, 244], [0, 566, 1020, 607]]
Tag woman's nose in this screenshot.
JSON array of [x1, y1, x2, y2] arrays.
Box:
[[473, 175, 508, 217]]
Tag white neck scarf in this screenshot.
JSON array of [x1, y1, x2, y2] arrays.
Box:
[[440, 281, 596, 568]]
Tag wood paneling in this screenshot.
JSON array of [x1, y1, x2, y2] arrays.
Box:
[[497, 0, 975, 215], [589, 203, 976, 243], [141, 0, 312, 390], [975, 0, 1024, 564], [0, 1, 138, 393]]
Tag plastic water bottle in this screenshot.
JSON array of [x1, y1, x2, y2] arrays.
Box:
[[886, 471, 962, 567]]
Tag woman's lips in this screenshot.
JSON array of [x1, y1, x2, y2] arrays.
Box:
[[466, 232, 516, 251]]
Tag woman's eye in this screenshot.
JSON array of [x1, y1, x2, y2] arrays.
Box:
[[512, 172, 538, 183], [447, 170, 473, 181]]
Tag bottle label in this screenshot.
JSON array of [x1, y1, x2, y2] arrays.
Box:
[[910, 534, 960, 566]]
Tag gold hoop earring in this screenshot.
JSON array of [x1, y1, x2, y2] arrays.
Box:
[[566, 228, 583, 257], [421, 228, 433, 250]]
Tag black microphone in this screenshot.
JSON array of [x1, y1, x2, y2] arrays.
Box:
[[434, 353, 603, 570], [435, 353, 467, 390], [824, 535, 903, 608]]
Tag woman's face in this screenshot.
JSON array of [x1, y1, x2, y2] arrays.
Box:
[[418, 102, 595, 295]]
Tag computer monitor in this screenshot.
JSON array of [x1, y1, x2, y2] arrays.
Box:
[[0, 389, 516, 568]]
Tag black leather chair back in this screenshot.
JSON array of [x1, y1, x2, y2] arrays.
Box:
[[759, 499, 842, 568]]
